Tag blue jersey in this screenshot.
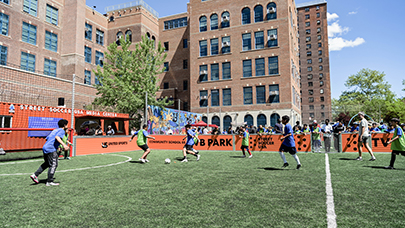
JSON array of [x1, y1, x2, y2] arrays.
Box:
[[43, 128, 66, 154], [370, 127, 380, 132], [186, 129, 196, 145], [282, 124, 295, 147], [350, 126, 359, 132]]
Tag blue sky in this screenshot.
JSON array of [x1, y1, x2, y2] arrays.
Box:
[[86, 0, 405, 99]]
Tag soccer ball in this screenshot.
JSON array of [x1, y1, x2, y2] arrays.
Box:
[[165, 158, 171, 164]]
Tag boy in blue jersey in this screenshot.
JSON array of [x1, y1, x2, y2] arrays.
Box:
[[30, 119, 69, 186], [279, 115, 301, 169], [181, 124, 200, 162]]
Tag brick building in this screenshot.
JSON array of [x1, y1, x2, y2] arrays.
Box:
[[297, 0, 331, 123]]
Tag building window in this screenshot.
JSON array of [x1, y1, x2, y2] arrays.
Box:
[[183, 59, 188, 69], [309, 97, 314, 103], [95, 75, 101, 86], [318, 58, 323, 63], [95, 51, 104, 67], [199, 16, 207, 32], [0, 13, 9, 36], [211, 89, 219, 106], [0, 115, 12, 128], [164, 17, 187, 30], [308, 74, 313, 80], [84, 46, 91, 63], [255, 31, 264, 49], [305, 22, 310, 27], [0, 45, 7, 65], [317, 12, 320, 18], [199, 40, 207, 57], [317, 20, 321, 25], [22, 22, 37, 45], [243, 59, 252, 77], [305, 14, 310, 20], [321, 96, 325, 102], [242, 33, 251, 51], [44, 58, 56, 77], [318, 42, 322, 48], [307, 51, 312, 56], [320, 89, 324, 94], [199, 65, 208, 81], [309, 105, 314, 110], [45, 31, 58, 52], [84, 70, 91, 85], [183, 102, 188, 111], [243, 87, 253, 105], [212, 116, 220, 127], [222, 36, 230, 54], [0, 0, 9, 4], [224, 115, 232, 129], [267, 3, 277, 20], [308, 82, 313, 87], [308, 66, 312, 72], [310, 113, 315, 118], [211, 38, 219, 55], [164, 42, 169, 51], [268, 29, 278, 47], [268, 56, 279, 75], [125, 30, 132, 42], [309, 89, 314, 95], [183, 80, 188, 91], [269, 84, 280, 103], [210, 14, 218, 30], [256, 85, 266, 104], [317, 28, 321, 33], [319, 50, 322, 55], [200, 90, 208, 107], [223, 88, 231, 106], [321, 105, 325, 110], [20, 52, 35, 72], [241, 7, 251, 25], [96, 29, 104, 46], [254, 5, 263, 23], [255, 58, 265, 76], [319, 73, 323, 79], [317, 6, 320, 10], [306, 36, 311, 42], [116, 31, 123, 45], [244, 115, 254, 127], [319, 65, 323, 71], [164, 62, 169, 72], [321, 112, 325, 118], [221, 11, 230, 28], [211, 63, 219, 81], [317, 35, 321, 40], [23, 0, 38, 16], [46, 4, 58, 25], [305, 7, 309, 12], [183, 39, 188, 48], [320, 81, 324, 86], [163, 82, 169, 89], [257, 114, 267, 126], [85, 23, 92, 40], [307, 59, 312, 64], [222, 62, 231, 79]]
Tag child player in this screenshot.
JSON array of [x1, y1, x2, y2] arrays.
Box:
[[129, 124, 155, 163], [239, 125, 253, 158], [57, 128, 73, 160], [30, 119, 69, 186], [182, 126, 200, 154], [385, 118, 405, 169], [279, 115, 302, 169], [181, 124, 200, 162]]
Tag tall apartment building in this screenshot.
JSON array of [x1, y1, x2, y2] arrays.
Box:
[[297, 0, 331, 123]]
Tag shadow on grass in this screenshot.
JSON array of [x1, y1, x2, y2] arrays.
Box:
[[0, 155, 43, 162], [129, 161, 146, 164], [339, 158, 357, 161], [257, 167, 290, 171], [229, 156, 246, 158], [30, 179, 50, 186], [363, 166, 405, 171]]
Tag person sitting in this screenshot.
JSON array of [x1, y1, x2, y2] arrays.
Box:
[[370, 123, 381, 132], [106, 125, 115, 136], [95, 126, 103, 136], [350, 123, 359, 133]]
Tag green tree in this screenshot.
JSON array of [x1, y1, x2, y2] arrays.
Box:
[[384, 99, 405, 123], [93, 35, 171, 122]]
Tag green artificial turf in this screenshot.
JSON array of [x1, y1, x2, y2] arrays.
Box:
[[0, 151, 404, 227]]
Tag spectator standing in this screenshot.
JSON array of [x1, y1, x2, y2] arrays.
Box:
[[333, 122, 346, 152], [322, 119, 333, 152], [294, 121, 302, 131], [379, 121, 388, 132], [106, 125, 115, 136], [356, 112, 376, 161], [274, 119, 283, 134], [203, 127, 209, 135]]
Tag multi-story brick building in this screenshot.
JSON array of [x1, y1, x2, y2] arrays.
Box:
[[297, 0, 331, 123]]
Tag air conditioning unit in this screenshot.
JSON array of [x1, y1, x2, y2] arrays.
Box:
[[270, 91, 279, 95], [222, 15, 229, 22], [222, 41, 230, 47], [268, 34, 277, 41], [201, 96, 208, 99], [267, 7, 276, 14], [99, 57, 104, 62], [200, 70, 208, 75]]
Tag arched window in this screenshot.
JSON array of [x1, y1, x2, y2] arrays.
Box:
[[125, 30, 132, 42], [146, 32, 151, 40], [270, 113, 280, 127], [254, 5, 263, 23], [152, 36, 156, 48], [257, 114, 267, 126], [221, 11, 230, 28], [210, 14, 218, 30], [223, 115, 232, 130], [212, 116, 220, 127], [241, 7, 251, 25], [267, 3, 277, 20], [199, 16, 207, 32], [116, 31, 123, 45], [202, 116, 208, 124], [244, 114, 253, 127]]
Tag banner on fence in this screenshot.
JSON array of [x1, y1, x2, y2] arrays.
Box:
[[342, 133, 393, 153]]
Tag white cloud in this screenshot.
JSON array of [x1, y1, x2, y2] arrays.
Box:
[[328, 21, 349, 38], [329, 37, 365, 51], [327, 12, 339, 22], [348, 11, 358, 15]]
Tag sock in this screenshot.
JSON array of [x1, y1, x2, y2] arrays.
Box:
[[247, 148, 252, 156], [279, 152, 287, 163], [183, 156, 187, 160], [292, 154, 301, 165], [242, 148, 245, 155]]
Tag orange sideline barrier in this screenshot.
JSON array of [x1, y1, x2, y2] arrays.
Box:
[[234, 134, 311, 152], [342, 133, 393, 153], [149, 135, 234, 151]]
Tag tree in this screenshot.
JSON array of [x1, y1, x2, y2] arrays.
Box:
[[384, 99, 405, 123], [93, 34, 171, 122]]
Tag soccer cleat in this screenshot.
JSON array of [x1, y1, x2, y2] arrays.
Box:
[[355, 157, 363, 161], [30, 174, 39, 184], [369, 157, 376, 161], [181, 158, 188, 163], [282, 162, 289, 168], [139, 158, 146, 163], [241, 155, 246, 158], [384, 166, 395, 169], [144, 159, 150, 163], [248, 155, 253, 159], [297, 164, 302, 170], [46, 182, 59, 186], [196, 154, 201, 161]]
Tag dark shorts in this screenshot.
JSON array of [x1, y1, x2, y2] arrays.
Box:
[[139, 144, 149, 151], [184, 144, 194, 151], [393, 150, 405, 156], [358, 135, 369, 144], [279, 144, 297, 155], [241, 145, 249, 150]]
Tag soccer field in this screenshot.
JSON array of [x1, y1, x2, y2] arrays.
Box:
[[1, 151, 405, 227]]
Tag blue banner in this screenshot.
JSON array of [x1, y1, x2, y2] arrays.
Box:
[[28, 117, 61, 137]]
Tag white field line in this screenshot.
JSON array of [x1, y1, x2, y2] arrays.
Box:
[[325, 153, 337, 228], [0, 154, 132, 176]]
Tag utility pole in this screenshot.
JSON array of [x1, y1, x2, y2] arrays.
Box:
[[144, 91, 148, 126], [71, 74, 75, 129]]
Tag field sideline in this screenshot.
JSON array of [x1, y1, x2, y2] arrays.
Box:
[[1, 150, 405, 227]]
